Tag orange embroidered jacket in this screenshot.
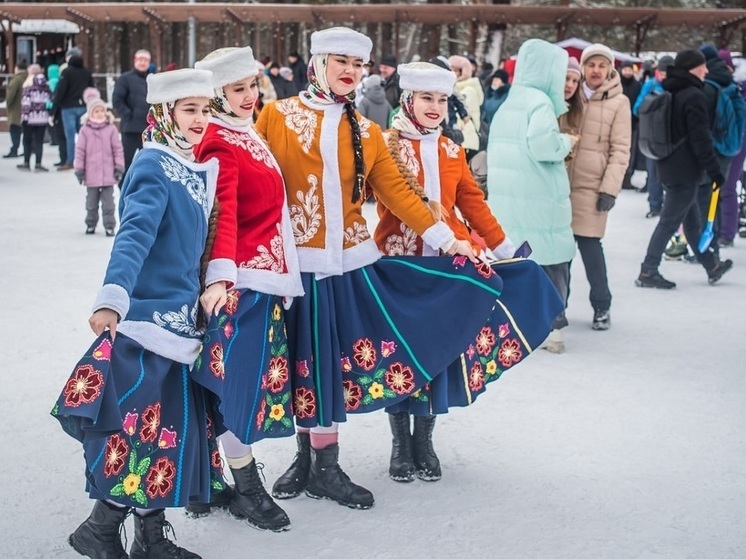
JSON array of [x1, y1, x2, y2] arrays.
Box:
[[375, 133, 506, 256], [255, 94, 455, 277]]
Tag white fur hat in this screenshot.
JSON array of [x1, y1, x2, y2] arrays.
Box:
[[146, 68, 214, 104], [194, 47, 258, 88], [398, 62, 456, 96], [310, 27, 373, 63]]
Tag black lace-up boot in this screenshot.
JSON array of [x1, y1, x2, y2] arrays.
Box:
[[229, 460, 291, 531], [184, 484, 234, 517], [412, 415, 442, 481], [68, 500, 130, 559], [305, 443, 374, 509], [129, 509, 200, 559], [272, 432, 311, 499], [388, 412, 415, 482]]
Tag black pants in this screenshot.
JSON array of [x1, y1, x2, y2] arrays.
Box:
[[643, 183, 716, 272], [541, 262, 570, 329], [121, 132, 143, 180], [696, 155, 731, 256], [22, 123, 45, 166], [52, 119, 67, 163], [574, 235, 611, 312], [9, 123, 22, 155]]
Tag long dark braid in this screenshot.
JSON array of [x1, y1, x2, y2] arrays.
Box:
[[345, 103, 367, 203], [197, 199, 220, 330]]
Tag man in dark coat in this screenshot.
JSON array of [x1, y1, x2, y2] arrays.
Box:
[[379, 54, 402, 109], [619, 61, 642, 189], [4, 62, 28, 158], [112, 49, 151, 179], [637, 49, 732, 289], [287, 51, 308, 92], [50, 48, 94, 170]]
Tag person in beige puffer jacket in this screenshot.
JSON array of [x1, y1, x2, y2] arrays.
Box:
[[559, 43, 631, 331], [449, 55, 484, 154]]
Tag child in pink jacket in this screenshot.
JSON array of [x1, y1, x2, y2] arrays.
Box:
[[74, 91, 124, 236]]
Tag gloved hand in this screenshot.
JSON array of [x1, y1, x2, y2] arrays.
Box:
[[596, 192, 616, 212], [713, 172, 726, 191], [114, 166, 125, 181], [75, 170, 85, 185]]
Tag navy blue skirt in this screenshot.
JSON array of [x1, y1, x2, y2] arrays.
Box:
[[285, 256, 508, 428], [51, 334, 225, 508], [191, 289, 295, 445], [385, 259, 563, 415]]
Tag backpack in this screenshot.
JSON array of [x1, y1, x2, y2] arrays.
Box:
[[705, 79, 746, 157], [637, 90, 684, 161]]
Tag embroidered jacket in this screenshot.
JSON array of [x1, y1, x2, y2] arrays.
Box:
[[255, 94, 454, 277], [375, 132, 506, 256], [195, 118, 303, 297], [92, 143, 218, 364]]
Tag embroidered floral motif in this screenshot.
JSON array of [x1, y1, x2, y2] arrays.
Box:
[[294, 387, 317, 419], [475, 327, 496, 356], [385, 362, 415, 395], [209, 343, 224, 379], [211, 449, 222, 470], [92, 338, 112, 361], [343, 379, 362, 411], [358, 116, 371, 138], [344, 221, 371, 245], [486, 360, 498, 375], [498, 339, 523, 368], [441, 138, 460, 159], [399, 138, 421, 177], [452, 256, 467, 268], [469, 362, 484, 391], [290, 175, 322, 244], [145, 457, 176, 499], [216, 129, 275, 168], [296, 359, 310, 377], [266, 356, 289, 393], [63, 364, 104, 408], [256, 399, 267, 429], [223, 321, 234, 339], [158, 428, 177, 449], [139, 403, 161, 443], [475, 260, 495, 279], [104, 434, 128, 478], [341, 356, 352, 372], [269, 404, 285, 421], [225, 290, 239, 315], [239, 224, 286, 271], [123, 412, 138, 436], [498, 323, 510, 339], [152, 304, 199, 337], [368, 382, 384, 399], [381, 340, 396, 358], [384, 222, 419, 256], [159, 156, 208, 219], [352, 338, 377, 371], [277, 98, 317, 153]]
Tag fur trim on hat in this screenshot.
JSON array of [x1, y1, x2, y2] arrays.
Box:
[[398, 62, 456, 95], [195, 47, 258, 88], [310, 27, 372, 63], [146, 68, 214, 104], [580, 43, 615, 67], [448, 55, 473, 79]]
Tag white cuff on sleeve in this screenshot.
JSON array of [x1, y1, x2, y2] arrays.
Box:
[[92, 283, 130, 319], [206, 258, 237, 288], [491, 237, 516, 260], [422, 221, 456, 253]]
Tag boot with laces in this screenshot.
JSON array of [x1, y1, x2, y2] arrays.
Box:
[[229, 460, 291, 531], [412, 415, 441, 481], [272, 432, 311, 499], [388, 412, 415, 482], [305, 443, 374, 509], [129, 510, 200, 559], [184, 484, 233, 518], [68, 500, 130, 559]]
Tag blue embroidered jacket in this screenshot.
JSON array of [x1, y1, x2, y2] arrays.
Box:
[[93, 142, 218, 363]]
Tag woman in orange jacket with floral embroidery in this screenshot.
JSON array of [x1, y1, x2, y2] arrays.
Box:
[[375, 62, 564, 483]]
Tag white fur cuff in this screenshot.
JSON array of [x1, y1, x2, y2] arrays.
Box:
[[491, 237, 516, 260], [422, 221, 456, 253], [92, 283, 130, 319], [206, 258, 237, 288]]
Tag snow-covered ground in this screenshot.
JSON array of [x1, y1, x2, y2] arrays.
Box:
[[1, 136, 745, 559]]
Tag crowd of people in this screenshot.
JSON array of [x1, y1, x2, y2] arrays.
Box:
[[4, 26, 738, 559]]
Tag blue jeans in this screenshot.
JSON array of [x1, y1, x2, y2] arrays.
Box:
[[61, 106, 86, 165], [646, 157, 663, 213]]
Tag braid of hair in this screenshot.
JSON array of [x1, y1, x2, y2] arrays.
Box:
[[345, 103, 367, 203], [197, 199, 220, 330], [386, 128, 444, 221]]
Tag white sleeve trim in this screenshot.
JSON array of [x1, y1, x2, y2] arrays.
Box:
[[422, 221, 456, 253], [206, 258, 237, 288], [92, 283, 130, 319], [491, 237, 516, 260]]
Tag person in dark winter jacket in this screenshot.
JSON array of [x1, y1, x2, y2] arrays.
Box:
[[379, 54, 402, 109], [267, 62, 294, 99], [4, 62, 28, 158], [50, 50, 94, 170], [287, 51, 308, 91], [358, 74, 392, 129], [637, 49, 733, 289], [619, 61, 642, 190], [429, 56, 470, 144], [112, 49, 151, 180], [481, 69, 510, 130], [278, 66, 300, 97]]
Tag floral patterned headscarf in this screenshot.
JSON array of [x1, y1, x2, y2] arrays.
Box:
[[304, 54, 357, 105], [210, 80, 255, 128], [142, 102, 194, 161], [391, 90, 437, 137]]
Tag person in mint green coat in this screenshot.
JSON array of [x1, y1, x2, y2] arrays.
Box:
[[487, 39, 578, 353]]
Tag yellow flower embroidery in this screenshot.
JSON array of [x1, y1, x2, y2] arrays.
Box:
[[486, 360, 497, 375], [123, 473, 141, 495], [368, 382, 384, 399], [270, 404, 285, 421], [268, 326, 274, 343], [273, 305, 282, 321]]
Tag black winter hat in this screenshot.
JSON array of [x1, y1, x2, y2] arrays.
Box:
[[428, 56, 451, 71], [491, 69, 509, 83], [698, 43, 719, 61], [619, 60, 634, 70], [674, 49, 706, 71], [379, 54, 397, 68]]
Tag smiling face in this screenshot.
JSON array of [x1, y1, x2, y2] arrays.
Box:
[[564, 71, 580, 100], [412, 91, 449, 128], [172, 97, 211, 144], [325, 54, 364, 96], [583, 55, 611, 89], [223, 76, 260, 118]]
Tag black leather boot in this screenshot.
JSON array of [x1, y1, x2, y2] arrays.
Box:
[[412, 415, 442, 481], [184, 484, 233, 517], [272, 432, 311, 499], [229, 460, 291, 531], [129, 510, 200, 559], [305, 443, 374, 509], [388, 412, 415, 482], [68, 500, 130, 559]]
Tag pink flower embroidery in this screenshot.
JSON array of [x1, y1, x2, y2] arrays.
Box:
[[475, 327, 496, 356], [352, 338, 377, 371], [158, 428, 178, 449], [466, 344, 476, 360], [498, 339, 523, 368], [340, 356, 352, 372], [381, 340, 396, 358], [498, 323, 510, 339], [452, 256, 467, 268], [223, 321, 234, 339], [92, 338, 112, 361], [296, 359, 310, 378], [122, 412, 138, 436]]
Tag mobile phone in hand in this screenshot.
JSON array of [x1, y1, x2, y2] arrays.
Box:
[[513, 241, 532, 259]]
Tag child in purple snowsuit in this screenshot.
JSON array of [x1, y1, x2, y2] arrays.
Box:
[[74, 92, 124, 236]]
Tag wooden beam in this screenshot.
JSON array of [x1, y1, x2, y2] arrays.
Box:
[[634, 14, 657, 56], [143, 7, 168, 27], [555, 12, 575, 42]]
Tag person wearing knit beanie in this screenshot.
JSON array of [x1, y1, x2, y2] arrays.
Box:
[[699, 43, 719, 62], [580, 43, 615, 96], [718, 49, 735, 71], [674, 49, 706, 72], [567, 56, 581, 78], [580, 43, 614, 67]]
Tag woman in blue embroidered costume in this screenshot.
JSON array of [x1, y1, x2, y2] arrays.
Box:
[[255, 27, 552, 511], [183, 47, 304, 532], [52, 69, 219, 559], [375, 62, 564, 483]]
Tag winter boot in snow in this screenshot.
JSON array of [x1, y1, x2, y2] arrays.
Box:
[[636, 267, 676, 290], [591, 310, 611, 331], [388, 412, 415, 482], [305, 443, 375, 509], [68, 500, 130, 559], [412, 415, 441, 481], [129, 509, 200, 559], [229, 460, 291, 531], [540, 329, 565, 354], [272, 432, 311, 499], [184, 484, 234, 517]]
